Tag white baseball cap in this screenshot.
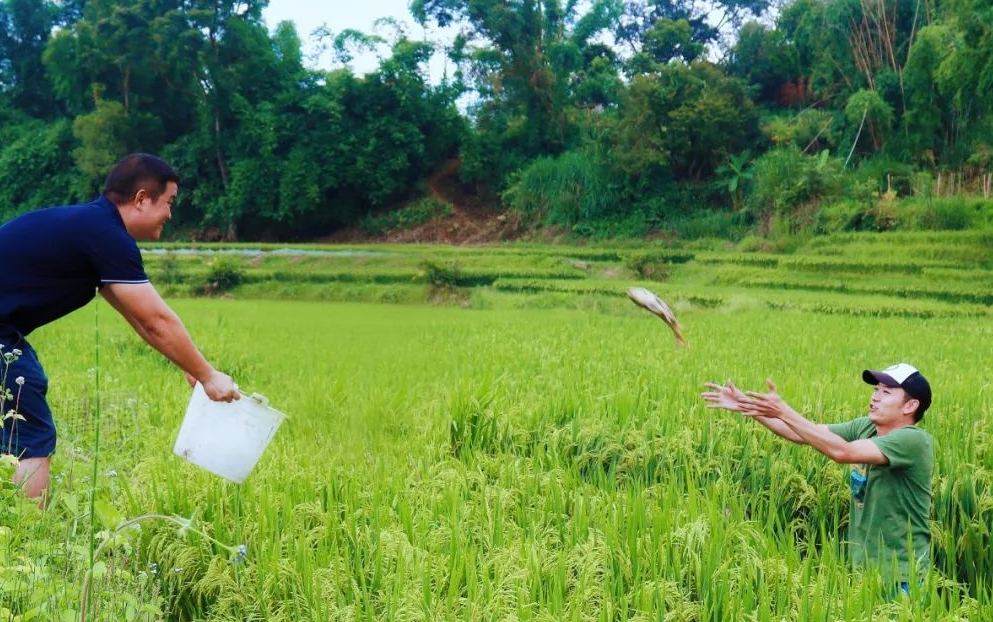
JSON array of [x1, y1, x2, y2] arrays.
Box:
[[862, 363, 932, 415]]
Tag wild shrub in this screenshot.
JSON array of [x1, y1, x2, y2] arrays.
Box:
[[199, 256, 245, 295], [0, 119, 80, 218], [359, 197, 453, 235], [815, 200, 876, 233], [817, 197, 990, 233], [419, 260, 462, 291], [855, 156, 916, 196], [503, 150, 620, 226], [625, 251, 695, 280], [653, 208, 749, 240], [746, 146, 846, 230], [914, 198, 985, 230], [627, 257, 672, 281]]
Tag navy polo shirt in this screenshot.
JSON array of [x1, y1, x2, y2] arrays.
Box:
[[0, 196, 148, 336]]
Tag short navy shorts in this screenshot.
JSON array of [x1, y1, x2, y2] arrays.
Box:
[[0, 327, 55, 459]]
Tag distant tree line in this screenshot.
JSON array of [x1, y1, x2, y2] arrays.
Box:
[[1, 0, 991, 240]]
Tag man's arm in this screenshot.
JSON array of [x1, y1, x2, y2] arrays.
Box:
[[741, 380, 888, 465], [702, 381, 806, 444], [100, 282, 239, 402], [751, 415, 809, 444], [778, 411, 887, 464]]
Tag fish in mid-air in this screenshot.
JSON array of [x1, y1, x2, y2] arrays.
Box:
[[626, 287, 686, 347]]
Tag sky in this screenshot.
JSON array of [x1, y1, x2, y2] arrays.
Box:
[[261, 2, 747, 76], [261, 1, 456, 80]]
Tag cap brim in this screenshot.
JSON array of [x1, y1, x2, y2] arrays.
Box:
[[863, 369, 900, 387]]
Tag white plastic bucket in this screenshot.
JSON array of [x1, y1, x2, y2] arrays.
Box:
[[173, 383, 286, 483]]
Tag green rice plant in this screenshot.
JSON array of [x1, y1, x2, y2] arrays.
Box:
[[799, 231, 993, 266], [694, 252, 781, 268], [734, 276, 993, 305], [5, 242, 993, 621], [778, 255, 956, 275]]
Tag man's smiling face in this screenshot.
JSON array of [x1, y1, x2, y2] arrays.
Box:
[[867, 383, 917, 426], [133, 181, 178, 241]]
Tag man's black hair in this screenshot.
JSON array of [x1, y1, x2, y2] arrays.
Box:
[[103, 153, 179, 205], [905, 393, 927, 423]]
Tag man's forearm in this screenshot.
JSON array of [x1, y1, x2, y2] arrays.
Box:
[[139, 311, 214, 381], [119, 312, 153, 344], [779, 409, 847, 461], [752, 415, 806, 444]]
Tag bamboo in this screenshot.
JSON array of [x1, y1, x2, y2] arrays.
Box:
[[845, 108, 868, 168]]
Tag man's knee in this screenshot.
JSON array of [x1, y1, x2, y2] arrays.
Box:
[[14, 456, 51, 501]]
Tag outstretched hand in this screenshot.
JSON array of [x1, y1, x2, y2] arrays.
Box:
[[740, 379, 789, 419], [701, 380, 748, 412]]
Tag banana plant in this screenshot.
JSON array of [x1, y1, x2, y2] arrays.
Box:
[[715, 150, 753, 210]]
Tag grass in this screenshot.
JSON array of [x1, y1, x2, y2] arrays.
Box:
[[2, 236, 992, 620]]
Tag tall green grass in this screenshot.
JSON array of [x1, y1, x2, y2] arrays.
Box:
[[2, 299, 990, 620]]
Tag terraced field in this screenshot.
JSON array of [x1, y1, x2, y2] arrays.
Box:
[[2, 232, 991, 621], [143, 230, 993, 319]]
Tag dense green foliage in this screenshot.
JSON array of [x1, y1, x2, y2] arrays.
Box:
[[0, 0, 464, 238], [2, 0, 993, 239]]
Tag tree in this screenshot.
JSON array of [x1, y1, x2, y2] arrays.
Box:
[[0, 118, 78, 218], [412, 0, 623, 188], [201, 35, 463, 237], [614, 0, 773, 61], [845, 88, 894, 155], [0, 0, 60, 118], [612, 61, 759, 190], [628, 18, 704, 69], [72, 97, 157, 191], [727, 21, 801, 105], [927, 0, 993, 167], [898, 24, 956, 165]]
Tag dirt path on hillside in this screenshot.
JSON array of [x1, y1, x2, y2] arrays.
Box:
[[386, 157, 519, 244], [325, 158, 520, 244]]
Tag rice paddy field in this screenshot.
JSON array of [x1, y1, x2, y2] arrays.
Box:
[[2, 231, 993, 621]]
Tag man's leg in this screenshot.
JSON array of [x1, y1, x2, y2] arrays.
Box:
[[2, 338, 56, 507], [14, 456, 51, 506]]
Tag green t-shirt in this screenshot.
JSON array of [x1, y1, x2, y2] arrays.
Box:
[[826, 417, 933, 582]]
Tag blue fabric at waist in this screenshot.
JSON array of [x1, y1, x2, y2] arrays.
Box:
[[0, 323, 23, 346]]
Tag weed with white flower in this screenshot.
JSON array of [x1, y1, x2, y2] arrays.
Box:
[[0, 343, 25, 458]]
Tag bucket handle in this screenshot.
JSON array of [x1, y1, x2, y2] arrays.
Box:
[[243, 392, 269, 406]]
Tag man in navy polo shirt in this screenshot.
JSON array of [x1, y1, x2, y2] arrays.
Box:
[[0, 153, 239, 503]]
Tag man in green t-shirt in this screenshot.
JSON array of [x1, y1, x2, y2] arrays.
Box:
[[701, 363, 933, 588]]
